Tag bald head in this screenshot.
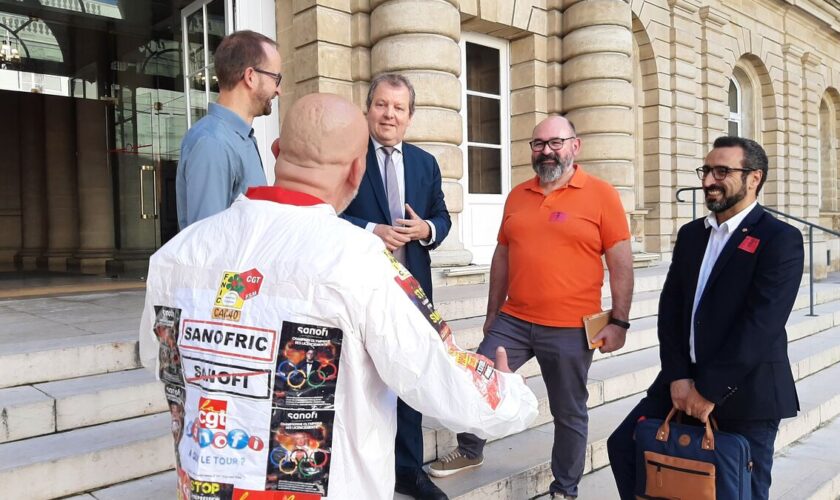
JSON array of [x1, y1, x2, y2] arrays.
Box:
[[533, 115, 576, 139], [276, 93, 368, 171], [274, 93, 369, 211]]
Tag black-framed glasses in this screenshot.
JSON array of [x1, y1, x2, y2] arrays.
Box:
[[252, 67, 282, 87], [529, 136, 576, 152], [695, 165, 755, 181]]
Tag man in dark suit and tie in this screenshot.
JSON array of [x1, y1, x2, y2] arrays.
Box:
[[297, 349, 321, 378], [342, 73, 451, 500], [607, 136, 804, 500]]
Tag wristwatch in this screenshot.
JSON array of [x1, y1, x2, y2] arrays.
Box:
[[608, 316, 631, 329]]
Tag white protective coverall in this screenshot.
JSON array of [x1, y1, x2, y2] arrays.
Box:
[[139, 187, 538, 500]]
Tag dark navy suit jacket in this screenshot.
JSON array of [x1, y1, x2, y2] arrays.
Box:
[[648, 204, 804, 420], [342, 139, 451, 302]]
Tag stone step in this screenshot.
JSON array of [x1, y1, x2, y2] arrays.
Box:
[[576, 367, 840, 500], [64, 470, 178, 500], [435, 267, 819, 326], [434, 264, 672, 322], [33, 301, 840, 499], [0, 368, 167, 445], [419, 321, 840, 464], [431, 265, 490, 288], [448, 285, 840, 383], [0, 331, 140, 389], [429, 358, 840, 500], [38, 334, 840, 499], [449, 314, 663, 362], [0, 413, 174, 500], [769, 412, 840, 500]]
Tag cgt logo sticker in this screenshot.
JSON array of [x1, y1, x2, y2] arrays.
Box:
[[198, 397, 228, 430], [213, 269, 264, 322]]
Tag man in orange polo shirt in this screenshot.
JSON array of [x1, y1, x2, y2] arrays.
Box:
[[429, 115, 634, 499]]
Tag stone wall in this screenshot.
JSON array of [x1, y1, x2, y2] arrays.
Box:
[[274, 0, 840, 267]]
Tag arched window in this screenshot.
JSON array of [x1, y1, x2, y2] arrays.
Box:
[[819, 96, 838, 212], [728, 78, 741, 136], [727, 66, 757, 139]]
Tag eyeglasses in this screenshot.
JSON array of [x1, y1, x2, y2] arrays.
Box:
[[695, 165, 755, 181], [528, 137, 576, 152], [252, 67, 282, 87]]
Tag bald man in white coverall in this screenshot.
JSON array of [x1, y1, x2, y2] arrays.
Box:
[[140, 93, 538, 499]]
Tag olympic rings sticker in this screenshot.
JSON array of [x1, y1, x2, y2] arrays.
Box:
[[271, 446, 331, 477], [277, 360, 339, 390]]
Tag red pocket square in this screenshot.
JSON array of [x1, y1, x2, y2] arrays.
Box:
[[738, 235, 760, 253]]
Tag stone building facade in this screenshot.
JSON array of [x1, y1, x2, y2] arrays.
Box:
[[275, 0, 840, 272], [0, 0, 837, 276]]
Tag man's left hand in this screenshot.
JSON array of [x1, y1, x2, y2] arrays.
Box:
[[593, 323, 627, 354], [394, 204, 431, 241], [685, 385, 715, 423]]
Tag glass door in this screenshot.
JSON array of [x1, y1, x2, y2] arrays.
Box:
[[182, 0, 232, 127], [459, 34, 511, 264], [110, 6, 191, 273]]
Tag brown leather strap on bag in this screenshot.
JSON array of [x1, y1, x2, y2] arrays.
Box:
[[654, 407, 717, 450]]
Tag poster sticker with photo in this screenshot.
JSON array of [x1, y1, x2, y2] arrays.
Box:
[[273, 322, 343, 409], [165, 383, 187, 467], [154, 305, 184, 385], [265, 409, 335, 496]]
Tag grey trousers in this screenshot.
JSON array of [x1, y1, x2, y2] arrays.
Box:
[[457, 312, 594, 497]]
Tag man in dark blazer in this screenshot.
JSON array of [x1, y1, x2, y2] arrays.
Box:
[[607, 136, 804, 500], [342, 73, 451, 500]]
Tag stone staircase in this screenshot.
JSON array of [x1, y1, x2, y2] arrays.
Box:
[[1, 266, 839, 499]]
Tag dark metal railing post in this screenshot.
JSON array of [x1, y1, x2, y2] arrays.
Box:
[[809, 225, 815, 317], [692, 189, 697, 220]]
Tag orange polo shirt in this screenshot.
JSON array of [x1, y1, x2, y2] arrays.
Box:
[[498, 165, 630, 327]]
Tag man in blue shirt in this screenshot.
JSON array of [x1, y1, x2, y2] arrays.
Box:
[[176, 30, 282, 229]]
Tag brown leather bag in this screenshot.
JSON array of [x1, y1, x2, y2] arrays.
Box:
[[638, 408, 718, 500]]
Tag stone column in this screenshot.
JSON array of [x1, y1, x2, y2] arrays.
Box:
[[71, 99, 115, 274], [510, 34, 549, 185], [370, 0, 471, 266], [781, 44, 806, 218], [350, 0, 372, 108], [547, 1, 562, 116], [42, 95, 80, 271], [699, 6, 728, 151], [16, 93, 48, 270], [291, 1, 354, 100], [667, 0, 702, 233], [801, 52, 823, 224], [561, 0, 635, 211]]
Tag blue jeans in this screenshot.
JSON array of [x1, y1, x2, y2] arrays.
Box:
[[607, 396, 780, 500]]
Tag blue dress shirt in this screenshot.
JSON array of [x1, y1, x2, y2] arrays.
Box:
[[176, 103, 267, 229]]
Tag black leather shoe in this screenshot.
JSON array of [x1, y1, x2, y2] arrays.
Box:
[[395, 469, 449, 500]]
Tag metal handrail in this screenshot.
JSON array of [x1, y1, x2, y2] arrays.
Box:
[[675, 186, 840, 316]]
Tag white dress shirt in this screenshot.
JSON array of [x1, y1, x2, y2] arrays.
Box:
[[689, 200, 758, 362], [365, 137, 436, 245]]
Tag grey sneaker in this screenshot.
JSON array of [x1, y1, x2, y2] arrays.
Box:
[[428, 448, 484, 477]]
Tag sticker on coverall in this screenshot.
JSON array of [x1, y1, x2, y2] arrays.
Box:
[[154, 306, 185, 385], [384, 250, 502, 409], [266, 321, 343, 496]]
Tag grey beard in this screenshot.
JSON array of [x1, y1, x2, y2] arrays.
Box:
[[534, 161, 566, 183]]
